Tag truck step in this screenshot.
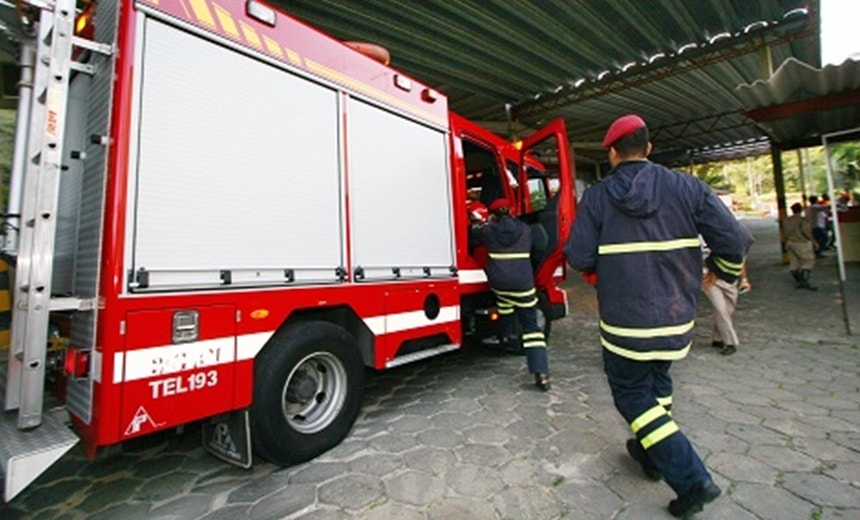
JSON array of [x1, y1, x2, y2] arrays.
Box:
[[384, 343, 460, 369], [0, 406, 78, 502]]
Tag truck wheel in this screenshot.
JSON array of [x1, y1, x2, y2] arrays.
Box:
[[250, 321, 365, 465]]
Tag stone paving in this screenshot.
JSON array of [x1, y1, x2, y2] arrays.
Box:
[[2, 217, 859, 519]]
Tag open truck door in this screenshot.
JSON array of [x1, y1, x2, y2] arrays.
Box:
[[516, 118, 576, 321]]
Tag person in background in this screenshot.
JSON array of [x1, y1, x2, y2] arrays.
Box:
[[806, 196, 828, 257], [564, 114, 753, 518], [473, 198, 550, 391], [703, 249, 751, 356], [819, 193, 835, 249], [783, 202, 818, 290]]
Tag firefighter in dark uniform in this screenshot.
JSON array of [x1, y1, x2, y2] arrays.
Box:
[[564, 114, 753, 518], [475, 198, 550, 391]]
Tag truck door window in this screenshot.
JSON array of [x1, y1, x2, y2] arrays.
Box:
[[526, 166, 550, 213], [463, 141, 503, 206]]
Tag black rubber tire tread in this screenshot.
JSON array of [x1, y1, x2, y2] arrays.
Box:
[[250, 321, 365, 466]]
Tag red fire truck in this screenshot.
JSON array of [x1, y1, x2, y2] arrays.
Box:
[[0, 0, 575, 500]]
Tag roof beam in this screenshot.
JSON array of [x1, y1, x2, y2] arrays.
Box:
[[650, 110, 746, 138], [744, 89, 860, 121]]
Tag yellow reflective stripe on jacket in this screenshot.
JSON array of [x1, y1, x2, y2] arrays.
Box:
[[488, 252, 530, 259], [598, 237, 700, 255], [641, 421, 680, 449], [714, 256, 743, 275], [631, 405, 666, 433], [600, 336, 691, 361], [600, 320, 695, 339], [657, 396, 673, 408], [493, 288, 537, 298], [522, 332, 544, 340]]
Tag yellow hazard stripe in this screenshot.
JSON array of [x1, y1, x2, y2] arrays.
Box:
[[601, 337, 691, 361], [600, 320, 694, 339], [0, 258, 9, 349], [657, 396, 673, 408], [599, 238, 700, 255], [641, 421, 680, 449], [188, 0, 216, 28]]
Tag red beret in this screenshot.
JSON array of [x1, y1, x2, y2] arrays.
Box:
[[602, 114, 647, 148], [489, 198, 511, 213]]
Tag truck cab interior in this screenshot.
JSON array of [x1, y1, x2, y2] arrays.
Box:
[[461, 139, 556, 271], [463, 140, 506, 207]]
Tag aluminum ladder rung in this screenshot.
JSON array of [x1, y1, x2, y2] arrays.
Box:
[[4, 0, 79, 430]]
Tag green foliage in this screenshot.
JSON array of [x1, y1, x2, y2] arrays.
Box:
[[692, 162, 730, 190], [530, 188, 547, 211], [685, 142, 860, 212], [726, 481, 737, 495], [832, 142, 859, 192]]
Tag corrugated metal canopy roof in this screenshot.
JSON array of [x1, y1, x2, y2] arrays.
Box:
[[276, 0, 836, 167], [738, 57, 860, 145]]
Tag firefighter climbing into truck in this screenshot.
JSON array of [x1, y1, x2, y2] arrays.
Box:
[[0, 0, 575, 501]]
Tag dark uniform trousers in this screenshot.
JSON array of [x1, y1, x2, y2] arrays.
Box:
[[602, 349, 710, 495], [494, 288, 548, 374]]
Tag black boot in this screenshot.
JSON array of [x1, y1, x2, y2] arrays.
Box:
[[626, 438, 662, 481], [800, 269, 818, 291], [669, 480, 721, 518], [791, 270, 802, 288], [534, 373, 551, 391]]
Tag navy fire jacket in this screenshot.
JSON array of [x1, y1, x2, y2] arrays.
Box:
[[476, 215, 535, 292], [564, 160, 753, 361]]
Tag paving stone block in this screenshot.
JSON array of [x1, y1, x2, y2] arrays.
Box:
[[730, 482, 816, 520], [383, 470, 445, 506], [427, 497, 497, 520], [780, 472, 860, 507], [318, 474, 384, 509], [248, 483, 315, 520]]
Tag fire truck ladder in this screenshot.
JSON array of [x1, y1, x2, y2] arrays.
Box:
[[1, 0, 110, 501]]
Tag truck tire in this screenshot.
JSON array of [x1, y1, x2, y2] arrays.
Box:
[[250, 321, 365, 465]]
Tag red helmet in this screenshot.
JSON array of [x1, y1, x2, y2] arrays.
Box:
[[488, 198, 511, 214], [466, 200, 488, 223]]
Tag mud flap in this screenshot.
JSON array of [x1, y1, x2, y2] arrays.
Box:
[[202, 409, 252, 469]]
